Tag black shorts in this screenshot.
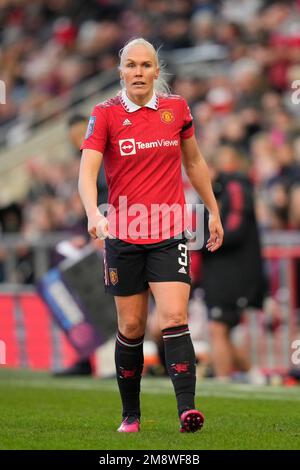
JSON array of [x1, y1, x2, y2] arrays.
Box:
[[207, 305, 244, 329], [103, 235, 191, 296]]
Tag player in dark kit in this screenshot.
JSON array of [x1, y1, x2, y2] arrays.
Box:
[[79, 38, 223, 433]]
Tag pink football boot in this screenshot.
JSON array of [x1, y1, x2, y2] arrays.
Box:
[[180, 409, 205, 433], [117, 416, 140, 433]]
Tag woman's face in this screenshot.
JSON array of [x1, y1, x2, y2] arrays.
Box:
[[120, 44, 159, 104]]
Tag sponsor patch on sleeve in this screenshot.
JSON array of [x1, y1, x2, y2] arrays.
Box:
[[85, 116, 96, 139]]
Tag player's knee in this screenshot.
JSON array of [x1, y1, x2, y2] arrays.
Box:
[[119, 321, 145, 339], [162, 311, 187, 329]]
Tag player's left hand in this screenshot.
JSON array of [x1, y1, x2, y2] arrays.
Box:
[[206, 213, 224, 252]]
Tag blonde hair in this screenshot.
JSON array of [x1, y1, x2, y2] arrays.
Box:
[[119, 37, 170, 94]]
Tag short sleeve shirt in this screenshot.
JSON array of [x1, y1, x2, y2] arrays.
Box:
[[81, 91, 194, 243]]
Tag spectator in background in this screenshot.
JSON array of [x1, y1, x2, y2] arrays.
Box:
[[68, 114, 89, 153], [201, 146, 266, 381], [0, 203, 23, 282]]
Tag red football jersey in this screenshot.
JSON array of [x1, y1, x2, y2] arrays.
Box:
[[81, 90, 194, 243]]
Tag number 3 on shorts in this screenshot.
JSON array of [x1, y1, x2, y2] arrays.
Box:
[[178, 243, 188, 267]]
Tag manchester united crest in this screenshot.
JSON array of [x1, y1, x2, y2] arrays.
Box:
[[160, 110, 175, 123], [109, 268, 118, 285]]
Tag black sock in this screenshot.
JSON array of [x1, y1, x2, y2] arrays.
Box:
[[115, 330, 144, 419], [157, 337, 167, 374], [162, 324, 196, 417]]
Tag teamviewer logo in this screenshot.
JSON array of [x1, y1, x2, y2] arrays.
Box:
[[119, 139, 136, 156]]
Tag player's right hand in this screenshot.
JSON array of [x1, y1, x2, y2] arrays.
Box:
[[87, 210, 112, 240]]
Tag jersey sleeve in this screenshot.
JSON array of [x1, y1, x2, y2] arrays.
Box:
[[80, 105, 108, 153], [180, 98, 194, 140]]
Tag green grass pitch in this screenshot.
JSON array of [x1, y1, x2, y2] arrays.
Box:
[[0, 369, 299, 450]]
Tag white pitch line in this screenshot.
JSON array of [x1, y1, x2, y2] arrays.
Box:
[[1, 377, 300, 402]]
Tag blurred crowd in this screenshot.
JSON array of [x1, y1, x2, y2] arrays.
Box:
[[1, 0, 300, 283], [1, 0, 300, 139]]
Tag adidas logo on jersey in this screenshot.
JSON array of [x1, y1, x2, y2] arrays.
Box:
[[123, 119, 132, 126], [178, 266, 187, 274]]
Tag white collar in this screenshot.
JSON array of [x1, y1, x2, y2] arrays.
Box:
[[120, 89, 158, 112]]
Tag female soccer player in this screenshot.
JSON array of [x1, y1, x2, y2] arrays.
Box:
[[78, 38, 223, 433]]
